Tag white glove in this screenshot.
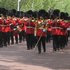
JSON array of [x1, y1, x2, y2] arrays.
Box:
[[43, 29, 46, 32], [13, 28, 16, 30], [17, 26, 19, 28], [10, 23, 12, 25]]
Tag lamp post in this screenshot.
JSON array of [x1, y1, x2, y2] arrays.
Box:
[[32, 0, 34, 11], [17, 0, 21, 11]]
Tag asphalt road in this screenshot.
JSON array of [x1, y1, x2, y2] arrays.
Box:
[[0, 40, 70, 70]]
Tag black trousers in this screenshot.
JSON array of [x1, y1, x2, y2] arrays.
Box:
[[15, 35, 18, 44], [37, 36, 46, 53], [52, 35, 60, 51], [33, 36, 37, 48], [46, 31, 51, 43], [19, 31, 23, 43], [59, 35, 67, 49], [10, 31, 14, 44], [13, 30, 19, 44], [0, 32, 3, 47], [22, 30, 26, 41], [6, 32, 11, 45], [26, 34, 34, 50], [2, 32, 7, 47], [19, 31, 26, 43]]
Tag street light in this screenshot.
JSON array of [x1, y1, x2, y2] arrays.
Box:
[[17, 0, 21, 11], [32, 0, 34, 11]]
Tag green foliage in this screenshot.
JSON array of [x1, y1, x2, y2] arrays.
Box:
[[0, 0, 17, 10], [0, 0, 70, 14]]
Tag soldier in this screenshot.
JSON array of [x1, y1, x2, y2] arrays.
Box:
[[18, 18, 24, 43], [46, 19, 52, 43], [24, 17, 35, 50], [11, 16, 19, 44], [5, 16, 12, 45], [8, 16, 14, 45], [1, 15, 7, 47], [21, 17, 26, 41], [51, 18, 61, 51], [51, 17, 69, 51], [35, 17, 46, 54], [0, 15, 3, 47], [59, 19, 69, 49]]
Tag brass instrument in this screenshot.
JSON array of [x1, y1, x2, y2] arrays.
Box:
[[34, 19, 47, 36], [16, 23, 24, 32], [16, 25, 22, 32], [16, 18, 24, 32], [34, 20, 38, 36], [0, 24, 10, 27]]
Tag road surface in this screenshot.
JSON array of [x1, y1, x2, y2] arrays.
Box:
[[0, 40, 70, 70]]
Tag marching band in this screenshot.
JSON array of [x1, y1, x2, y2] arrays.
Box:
[[0, 14, 70, 54]]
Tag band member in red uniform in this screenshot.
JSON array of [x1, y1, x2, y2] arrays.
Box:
[[11, 16, 19, 44], [18, 18, 24, 43], [22, 17, 26, 41], [59, 19, 69, 49], [67, 21, 70, 38], [46, 19, 52, 42], [0, 15, 3, 47], [1, 15, 7, 47], [51, 18, 61, 51], [24, 17, 35, 50], [5, 16, 12, 45], [35, 17, 46, 54], [8, 16, 15, 45], [51, 17, 69, 51]]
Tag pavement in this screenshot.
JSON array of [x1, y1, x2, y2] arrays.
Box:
[[0, 40, 70, 70]]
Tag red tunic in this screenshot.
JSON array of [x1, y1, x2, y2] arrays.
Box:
[[5, 19, 11, 32], [36, 29, 46, 37], [36, 20, 46, 37], [18, 18, 24, 31], [51, 20, 68, 36], [11, 18, 18, 36], [0, 18, 3, 32], [47, 19, 53, 33], [24, 20, 35, 34]]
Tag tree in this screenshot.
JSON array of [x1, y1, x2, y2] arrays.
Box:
[[0, 0, 70, 14]]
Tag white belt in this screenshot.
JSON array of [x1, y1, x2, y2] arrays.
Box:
[[52, 27, 63, 29], [67, 28, 70, 30], [27, 26, 34, 29], [38, 28, 45, 29]]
